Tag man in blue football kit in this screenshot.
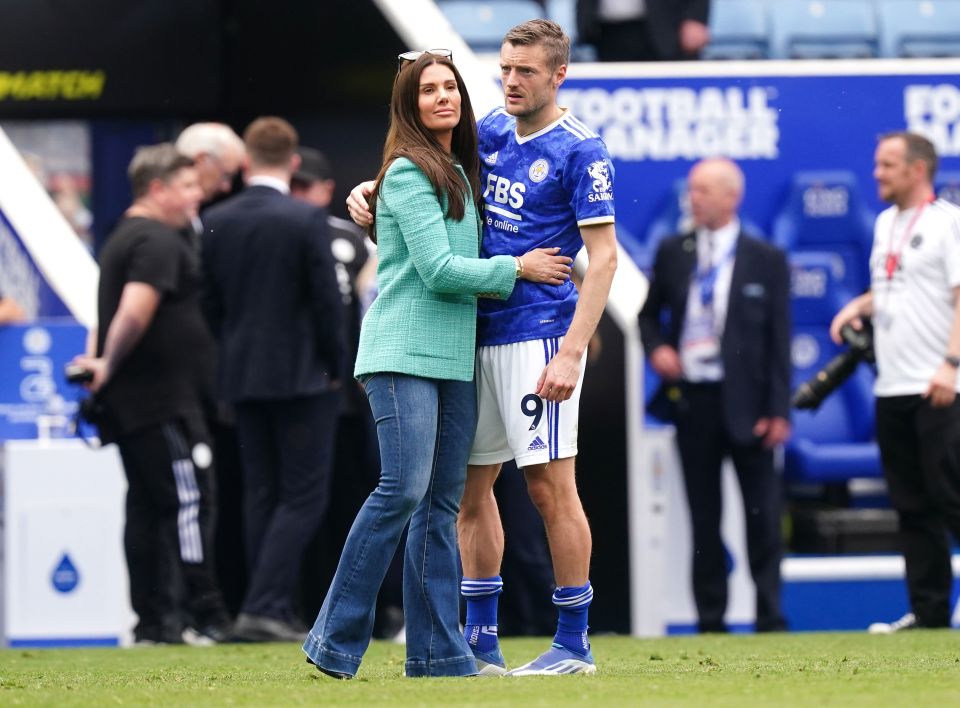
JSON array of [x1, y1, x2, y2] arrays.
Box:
[[348, 20, 617, 676], [460, 20, 616, 677]]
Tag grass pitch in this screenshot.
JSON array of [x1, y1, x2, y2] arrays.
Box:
[[2, 632, 958, 706]]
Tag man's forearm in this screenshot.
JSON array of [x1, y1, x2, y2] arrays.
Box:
[[100, 312, 150, 378], [947, 287, 960, 356], [558, 247, 616, 359], [854, 291, 875, 318]]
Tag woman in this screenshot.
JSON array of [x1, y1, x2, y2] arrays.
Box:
[[302, 52, 572, 678]]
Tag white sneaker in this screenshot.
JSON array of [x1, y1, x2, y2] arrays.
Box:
[[505, 644, 596, 676], [868, 612, 917, 634], [182, 626, 217, 646]]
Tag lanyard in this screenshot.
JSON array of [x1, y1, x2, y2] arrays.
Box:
[[695, 234, 738, 306], [885, 196, 934, 280]]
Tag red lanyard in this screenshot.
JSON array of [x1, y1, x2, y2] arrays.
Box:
[[885, 195, 934, 281]]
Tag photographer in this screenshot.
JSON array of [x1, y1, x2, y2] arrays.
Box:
[[70, 144, 231, 645], [831, 132, 960, 633]]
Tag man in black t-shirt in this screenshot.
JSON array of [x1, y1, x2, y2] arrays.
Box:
[[71, 143, 231, 645]]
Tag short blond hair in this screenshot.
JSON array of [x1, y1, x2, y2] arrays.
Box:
[[503, 19, 570, 71]]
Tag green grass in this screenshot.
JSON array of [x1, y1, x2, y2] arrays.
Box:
[[1, 633, 959, 706]]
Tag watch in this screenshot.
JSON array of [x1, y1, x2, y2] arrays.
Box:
[[945, 355, 960, 368]]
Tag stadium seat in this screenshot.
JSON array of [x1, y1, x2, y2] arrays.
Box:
[[769, 0, 880, 59], [702, 0, 771, 60], [438, 1, 546, 52], [935, 170, 960, 206], [786, 251, 882, 483], [878, 0, 960, 58], [771, 170, 877, 293]]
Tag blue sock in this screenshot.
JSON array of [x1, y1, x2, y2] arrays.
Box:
[[461, 576, 502, 653], [552, 582, 593, 656]]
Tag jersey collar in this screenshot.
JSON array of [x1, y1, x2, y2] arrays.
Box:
[[515, 108, 568, 145]]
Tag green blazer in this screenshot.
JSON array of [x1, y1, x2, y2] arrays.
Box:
[[354, 157, 516, 381]]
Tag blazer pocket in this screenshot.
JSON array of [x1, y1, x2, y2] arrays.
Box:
[[740, 296, 768, 325], [405, 300, 473, 360]]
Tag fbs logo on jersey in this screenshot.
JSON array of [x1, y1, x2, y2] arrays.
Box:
[[587, 160, 613, 203], [485, 151, 499, 166], [528, 158, 549, 183], [527, 435, 547, 451]]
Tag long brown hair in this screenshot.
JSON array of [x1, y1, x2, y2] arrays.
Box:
[[368, 53, 480, 242]]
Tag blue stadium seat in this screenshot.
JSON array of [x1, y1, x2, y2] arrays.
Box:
[[935, 170, 960, 206], [878, 0, 960, 58], [702, 0, 770, 60], [771, 170, 877, 293], [438, 1, 546, 52], [786, 251, 882, 483], [769, 0, 880, 59]]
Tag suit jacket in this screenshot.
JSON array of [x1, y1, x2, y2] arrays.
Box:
[[638, 230, 792, 444], [577, 0, 710, 61], [202, 184, 344, 402], [354, 157, 516, 382]]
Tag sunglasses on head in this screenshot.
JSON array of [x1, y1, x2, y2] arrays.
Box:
[[397, 48, 453, 72]]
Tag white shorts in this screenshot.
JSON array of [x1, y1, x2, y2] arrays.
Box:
[[469, 336, 587, 468]]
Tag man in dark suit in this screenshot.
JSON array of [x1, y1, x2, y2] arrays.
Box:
[[202, 117, 344, 642], [577, 0, 711, 62], [638, 157, 790, 633]]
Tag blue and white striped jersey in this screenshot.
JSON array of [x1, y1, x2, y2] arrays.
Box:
[[476, 107, 616, 346]]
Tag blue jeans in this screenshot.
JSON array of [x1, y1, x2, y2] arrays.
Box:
[[303, 373, 478, 677]]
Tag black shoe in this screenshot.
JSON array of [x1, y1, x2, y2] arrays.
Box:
[[134, 625, 185, 646], [306, 656, 352, 680], [232, 612, 308, 642], [183, 621, 235, 645]]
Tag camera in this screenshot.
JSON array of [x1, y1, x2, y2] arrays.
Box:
[[792, 320, 874, 411], [65, 363, 94, 384]]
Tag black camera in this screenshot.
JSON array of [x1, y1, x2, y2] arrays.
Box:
[[792, 320, 875, 411], [65, 363, 94, 384]]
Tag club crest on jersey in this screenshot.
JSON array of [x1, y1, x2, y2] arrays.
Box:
[[485, 151, 499, 166], [528, 158, 549, 183]]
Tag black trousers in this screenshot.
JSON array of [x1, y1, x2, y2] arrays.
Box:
[[116, 418, 227, 642], [875, 395, 960, 627], [674, 383, 786, 632], [234, 392, 340, 621]]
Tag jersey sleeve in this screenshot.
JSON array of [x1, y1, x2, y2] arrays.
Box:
[[562, 138, 616, 228], [943, 207, 960, 288], [126, 225, 179, 294]]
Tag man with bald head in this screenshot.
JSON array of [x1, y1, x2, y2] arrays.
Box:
[[639, 157, 791, 633]]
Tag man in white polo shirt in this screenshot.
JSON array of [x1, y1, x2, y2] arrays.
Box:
[[831, 131, 960, 633]]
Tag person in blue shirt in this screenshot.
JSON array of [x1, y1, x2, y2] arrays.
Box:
[[348, 20, 617, 676]]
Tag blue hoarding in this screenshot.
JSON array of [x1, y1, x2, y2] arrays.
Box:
[[559, 63, 960, 265]]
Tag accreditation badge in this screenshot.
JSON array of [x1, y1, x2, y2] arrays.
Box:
[[680, 310, 721, 364]]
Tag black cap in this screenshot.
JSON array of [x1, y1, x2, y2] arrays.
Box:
[[293, 146, 333, 184]]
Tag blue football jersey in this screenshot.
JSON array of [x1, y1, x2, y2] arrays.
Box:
[[477, 108, 615, 346]]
